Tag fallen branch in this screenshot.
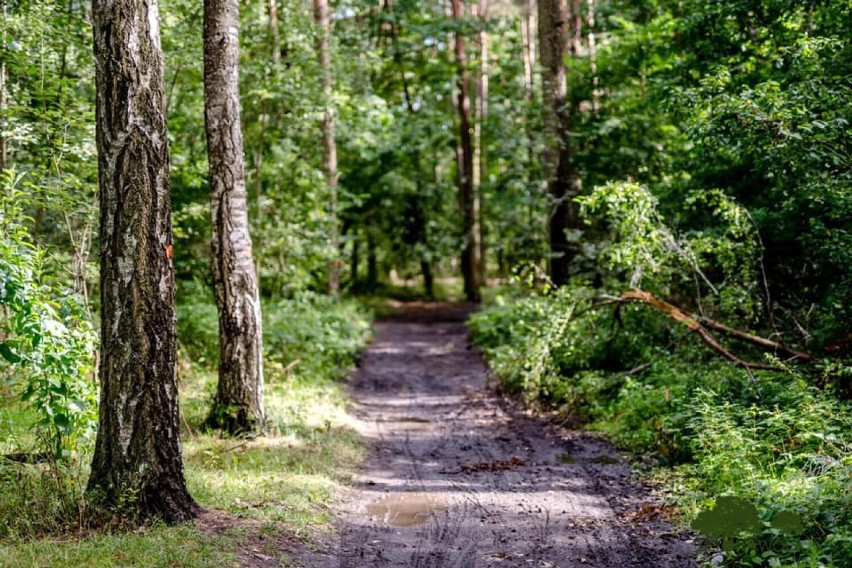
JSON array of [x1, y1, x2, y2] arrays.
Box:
[[282, 358, 301, 374], [696, 316, 814, 362], [615, 289, 806, 373]]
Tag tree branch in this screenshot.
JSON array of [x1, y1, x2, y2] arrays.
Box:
[[614, 289, 802, 373]]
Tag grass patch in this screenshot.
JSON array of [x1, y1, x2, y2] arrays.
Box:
[[182, 371, 364, 537], [0, 524, 237, 568], [0, 291, 372, 565]]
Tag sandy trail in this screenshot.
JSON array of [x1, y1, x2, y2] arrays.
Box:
[[320, 303, 696, 568]]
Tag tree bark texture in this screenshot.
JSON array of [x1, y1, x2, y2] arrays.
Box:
[[0, 0, 7, 170], [474, 0, 489, 288], [203, 0, 265, 434], [451, 0, 481, 302], [88, 0, 199, 522], [313, 0, 340, 296], [538, 0, 580, 286]]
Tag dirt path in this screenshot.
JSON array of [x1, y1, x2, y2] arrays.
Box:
[[319, 303, 697, 567]]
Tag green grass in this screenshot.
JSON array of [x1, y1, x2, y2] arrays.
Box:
[[0, 524, 237, 568], [181, 370, 364, 537], [0, 293, 372, 566]]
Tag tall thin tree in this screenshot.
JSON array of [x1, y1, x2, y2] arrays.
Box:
[[538, 0, 579, 286], [88, 0, 199, 522], [451, 0, 481, 302], [473, 0, 489, 287], [313, 0, 340, 296], [203, 0, 265, 434]]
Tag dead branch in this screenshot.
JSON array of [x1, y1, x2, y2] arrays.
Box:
[[282, 358, 301, 374], [615, 289, 792, 372], [695, 316, 814, 362]]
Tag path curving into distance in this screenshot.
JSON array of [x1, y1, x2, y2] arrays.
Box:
[[320, 303, 696, 568]]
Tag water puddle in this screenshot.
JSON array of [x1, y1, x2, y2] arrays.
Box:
[[377, 417, 432, 431], [365, 493, 447, 527]]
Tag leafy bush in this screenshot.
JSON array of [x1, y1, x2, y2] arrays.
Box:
[[471, 178, 852, 566], [0, 171, 98, 459], [262, 292, 372, 383], [177, 285, 372, 384], [471, 290, 852, 566]]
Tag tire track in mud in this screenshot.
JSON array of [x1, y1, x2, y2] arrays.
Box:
[[326, 303, 697, 568]]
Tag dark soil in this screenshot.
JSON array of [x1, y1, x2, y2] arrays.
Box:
[[304, 302, 697, 567]]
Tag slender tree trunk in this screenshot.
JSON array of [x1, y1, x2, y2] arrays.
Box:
[[367, 232, 378, 290], [203, 0, 265, 434], [350, 231, 360, 288], [88, 0, 199, 522], [269, 0, 282, 65], [313, 0, 340, 296], [421, 259, 434, 298], [587, 0, 600, 113], [451, 0, 481, 302], [0, 0, 7, 170], [521, 0, 539, 240], [520, 1, 534, 93], [474, 0, 489, 289], [571, 0, 582, 57], [538, 0, 579, 286]]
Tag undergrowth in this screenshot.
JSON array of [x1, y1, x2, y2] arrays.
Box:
[[470, 287, 852, 567], [467, 180, 852, 567], [0, 287, 372, 566]]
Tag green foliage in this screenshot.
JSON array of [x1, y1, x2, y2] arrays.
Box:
[[579, 182, 762, 320], [262, 293, 372, 384], [0, 171, 97, 459], [0, 456, 88, 539], [176, 283, 372, 398], [472, 140, 851, 566], [472, 288, 852, 567]]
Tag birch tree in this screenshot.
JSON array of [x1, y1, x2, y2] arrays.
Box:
[[88, 0, 199, 521], [203, 0, 265, 434]]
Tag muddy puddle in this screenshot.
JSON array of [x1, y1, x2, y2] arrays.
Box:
[[365, 493, 447, 527], [375, 417, 432, 431]]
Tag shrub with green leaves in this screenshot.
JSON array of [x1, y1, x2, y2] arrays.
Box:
[[471, 289, 852, 566], [471, 177, 852, 566], [0, 171, 98, 459], [177, 284, 372, 385]]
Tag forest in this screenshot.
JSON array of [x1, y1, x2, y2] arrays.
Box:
[[0, 0, 850, 566]]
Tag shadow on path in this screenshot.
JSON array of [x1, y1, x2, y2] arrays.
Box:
[[312, 303, 697, 568]]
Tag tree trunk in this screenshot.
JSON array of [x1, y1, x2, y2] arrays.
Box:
[[474, 0, 489, 289], [538, 0, 579, 286], [421, 259, 434, 298], [587, 0, 600, 113], [88, 0, 199, 522], [521, 0, 539, 230], [0, 0, 7, 170], [313, 0, 340, 296], [203, 0, 265, 434], [350, 230, 360, 288], [451, 0, 481, 302], [367, 232, 378, 290]]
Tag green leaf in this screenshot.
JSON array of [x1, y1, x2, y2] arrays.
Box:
[[54, 414, 71, 433], [0, 342, 22, 364]]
